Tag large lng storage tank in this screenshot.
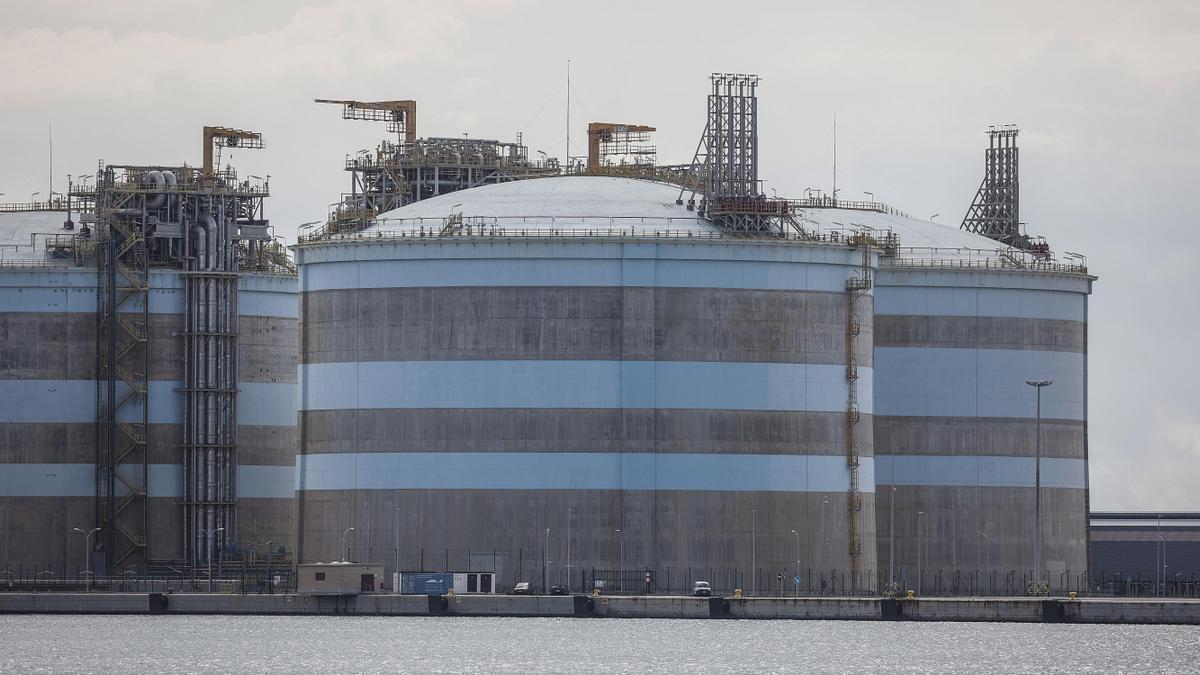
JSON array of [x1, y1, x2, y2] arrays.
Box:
[[296, 175, 1093, 594], [784, 205, 1093, 592], [296, 176, 883, 593], [0, 165, 298, 576]]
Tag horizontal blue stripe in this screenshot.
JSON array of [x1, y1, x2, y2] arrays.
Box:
[[873, 348, 1083, 420], [0, 271, 296, 317], [875, 455, 1087, 489], [0, 464, 295, 498], [874, 286, 1085, 321], [302, 254, 865, 294], [296, 452, 874, 493], [0, 380, 296, 427], [300, 361, 869, 413]]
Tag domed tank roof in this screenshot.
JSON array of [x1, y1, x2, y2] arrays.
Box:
[[0, 210, 77, 264], [370, 176, 716, 234], [363, 176, 1027, 262]]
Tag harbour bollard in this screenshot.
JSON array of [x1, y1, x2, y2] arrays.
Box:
[[906, 590, 915, 599], [734, 589, 743, 599]]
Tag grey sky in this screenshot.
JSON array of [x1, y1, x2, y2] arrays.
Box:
[[1, 0, 1196, 510]]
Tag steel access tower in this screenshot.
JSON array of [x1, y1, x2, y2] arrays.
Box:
[[84, 127, 277, 573], [678, 74, 799, 236], [960, 125, 1022, 245]]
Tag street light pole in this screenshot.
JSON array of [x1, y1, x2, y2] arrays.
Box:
[[72, 527, 100, 591], [543, 528, 550, 593], [615, 528, 623, 591], [977, 530, 990, 578], [790, 529, 800, 598], [566, 507, 572, 593], [199, 527, 225, 592], [1026, 380, 1052, 590], [917, 511, 924, 595], [751, 508, 757, 596], [342, 527, 356, 563], [889, 486, 897, 586], [394, 506, 401, 584]]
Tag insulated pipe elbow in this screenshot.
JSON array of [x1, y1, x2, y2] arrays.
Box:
[[144, 171, 166, 209]]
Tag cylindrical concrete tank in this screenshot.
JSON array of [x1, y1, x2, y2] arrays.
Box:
[[793, 207, 1093, 594], [296, 177, 878, 594], [0, 211, 297, 573], [873, 261, 1091, 592]]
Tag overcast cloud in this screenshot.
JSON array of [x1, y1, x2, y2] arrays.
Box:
[[1, 0, 1196, 510]]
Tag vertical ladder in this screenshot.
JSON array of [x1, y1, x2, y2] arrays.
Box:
[[844, 235, 874, 586]]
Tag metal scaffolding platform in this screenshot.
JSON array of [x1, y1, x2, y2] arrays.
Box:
[[70, 127, 288, 574], [313, 98, 560, 238]]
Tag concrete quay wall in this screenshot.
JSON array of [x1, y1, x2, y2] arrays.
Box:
[[2, 594, 1198, 624]]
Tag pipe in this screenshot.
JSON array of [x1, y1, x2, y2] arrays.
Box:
[[144, 171, 166, 209]]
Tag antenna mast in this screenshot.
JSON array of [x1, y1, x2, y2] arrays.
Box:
[[832, 114, 837, 203], [566, 60, 571, 171]]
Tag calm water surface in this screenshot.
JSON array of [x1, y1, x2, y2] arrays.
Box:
[[1, 615, 1198, 673]]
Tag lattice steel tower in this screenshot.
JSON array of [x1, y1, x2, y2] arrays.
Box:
[[960, 125, 1020, 245], [678, 74, 799, 235]]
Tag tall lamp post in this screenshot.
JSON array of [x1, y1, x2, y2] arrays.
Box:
[[199, 527, 225, 592], [790, 529, 800, 598], [72, 527, 100, 591], [543, 528, 550, 593], [615, 528, 623, 592], [565, 507, 573, 593], [1026, 380, 1052, 591], [751, 508, 757, 596], [889, 486, 897, 587], [917, 511, 924, 595], [342, 527, 356, 563]]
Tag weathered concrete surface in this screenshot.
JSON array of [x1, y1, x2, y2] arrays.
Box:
[[896, 597, 1047, 622], [727, 596, 880, 620], [874, 315, 1085, 353], [445, 594, 576, 617], [297, 488, 878, 596], [0, 593, 149, 614], [592, 595, 712, 618], [302, 287, 873, 366], [1066, 599, 1200, 625], [3, 594, 1199, 623]]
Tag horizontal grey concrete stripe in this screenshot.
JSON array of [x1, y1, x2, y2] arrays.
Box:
[[875, 315, 1086, 353], [874, 455, 1088, 489], [296, 452, 875, 492], [0, 313, 297, 384], [0, 463, 294, 498], [0, 423, 296, 465], [874, 347, 1083, 420], [301, 287, 871, 367], [0, 380, 295, 427], [301, 409, 870, 456], [301, 361, 872, 414], [874, 416, 1085, 459]]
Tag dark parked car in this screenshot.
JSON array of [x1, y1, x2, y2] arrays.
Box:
[[549, 584, 569, 595], [692, 581, 712, 597]]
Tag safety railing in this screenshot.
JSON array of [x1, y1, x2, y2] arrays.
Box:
[[296, 215, 890, 247]]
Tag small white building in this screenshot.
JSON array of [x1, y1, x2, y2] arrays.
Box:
[[298, 562, 385, 595]]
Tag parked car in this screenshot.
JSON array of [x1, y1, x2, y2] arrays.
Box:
[[512, 581, 532, 595], [692, 581, 712, 597], [549, 584, 569, 595]]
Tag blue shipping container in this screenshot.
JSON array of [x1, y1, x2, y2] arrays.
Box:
[[400, 573, 453, 595]]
